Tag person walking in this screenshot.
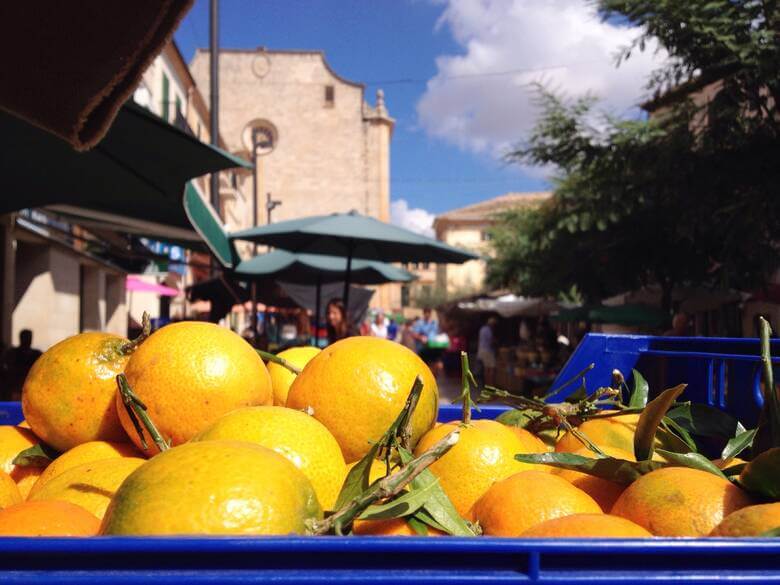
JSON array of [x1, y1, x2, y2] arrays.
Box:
[[1, 329, 42, 400], [413, 307, 442, 372], [477, 317, 498, 386]]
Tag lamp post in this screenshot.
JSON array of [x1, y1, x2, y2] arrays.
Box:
[[251, 126, 276, 345]]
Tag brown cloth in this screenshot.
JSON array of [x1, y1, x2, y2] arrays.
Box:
[[0, 1, 193, 151]]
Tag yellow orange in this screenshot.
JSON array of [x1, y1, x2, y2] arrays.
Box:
[[521, 513, 652, 538], [472, 470, 602, 536], [612, 467, 755, 536], [0, 470, 22, 509], [353, 518, 444, 536], [22, 332, 131, 451], [268, 346, 320, 406], [0, 501, 100, 536], [29, 457, 145, 519], [0, 425, 46, 498], [101, 441, 322, 535], [28, 441, 139, 499], [555, 414, 686, 459], [119, 321, 273, 454], [194, 406, 346, 510], [287, 336, 438, 463], [710, 502, 780, 537], [414, 419, 550, 517], [552, 446, 634, 513]]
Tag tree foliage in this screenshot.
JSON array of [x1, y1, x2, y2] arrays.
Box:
[[488, 0, 780, 310]]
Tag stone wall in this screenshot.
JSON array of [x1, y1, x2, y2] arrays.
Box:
[[191, 49, 399, 310]]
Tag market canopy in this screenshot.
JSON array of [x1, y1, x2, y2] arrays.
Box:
[[553, 304, 669, 328], [233, 250, 416, 285], [0, 101, 251, 246], [456, 293, 558, 318], [1, 2, 194, 150], [126, 276, 180, 297], [186, 277, 374, 324]]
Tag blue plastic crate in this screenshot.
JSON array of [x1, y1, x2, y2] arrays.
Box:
[[0, 332, 779, 584], [552, 333, 779, 426]]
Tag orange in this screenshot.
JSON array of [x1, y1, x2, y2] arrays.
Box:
[[101, 440, 322, 535], [471, 470, 602, 536], [507, 426, 549, 453], [28, 440, 140, 499], [268, 346, 320, 406], [611, 467, 755, 536], [521, 513, 652, 538], [287, 336, 438, 463], [552, 446, 634, 512], [353, 517, 444, 536], [414, 420, 551, 517], [0, 500, 100, 536], [29, 457, 145, 519], [0, 425, 46, 498], [194, 406, 346, 510], [555, 414, 686, 459], [118, 321, 273, 454], [710, 502, 780, 537], [22, 332, 131, 451], [0, 470, 22, 509]]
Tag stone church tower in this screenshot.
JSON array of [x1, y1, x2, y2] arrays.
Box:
[[190, 48, 396, 308]]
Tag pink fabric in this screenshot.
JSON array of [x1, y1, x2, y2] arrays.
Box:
[[126, 276, 180, 297]]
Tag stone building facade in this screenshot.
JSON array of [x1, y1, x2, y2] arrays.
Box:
[[434, 192, 551, 297], [190, 48, 398, 308]]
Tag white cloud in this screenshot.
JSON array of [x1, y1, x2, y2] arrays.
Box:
[[418, 0, 666, 156], [391, 199, 436, 238]]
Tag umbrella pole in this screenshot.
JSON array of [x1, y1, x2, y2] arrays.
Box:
[[314, 277, 321, 347], [251, 281, 258, 347], [342, 245, 353, 321]]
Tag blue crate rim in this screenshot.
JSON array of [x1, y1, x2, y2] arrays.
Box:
[[0, 534, 778, 553]]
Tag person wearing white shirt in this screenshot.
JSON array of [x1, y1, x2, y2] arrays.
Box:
[[370, 311, 388, 338], [477, 317, 498, 386]]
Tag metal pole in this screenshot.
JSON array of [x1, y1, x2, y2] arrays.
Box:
[[264, 191, 274, 345], [250, 143, 258, 346], [209, 0, 220, 214], [342, 244, 353, 322], [314, 276, 321, 347]]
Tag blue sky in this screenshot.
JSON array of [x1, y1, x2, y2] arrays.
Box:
[[175, 0, 662, 230]]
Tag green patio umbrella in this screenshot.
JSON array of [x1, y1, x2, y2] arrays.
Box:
[[233, 249, 416, 343], [0, 101, 251, 246], [229, 210, 477, 312], [234, 249, 416, 285]]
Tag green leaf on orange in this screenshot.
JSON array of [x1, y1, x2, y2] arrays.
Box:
[[12, 443, 60, 468], [628, 369, 649, 408], [634, 384, 687, 461], [398, 446, 475, 536], [515, 452, 664, 485], [721, 428, 757, 461], [654, 449, 727, 479]]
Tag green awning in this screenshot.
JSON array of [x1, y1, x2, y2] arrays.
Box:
[[588, 304, 669, 328], [552, 305, 593, 323], [0, 101, 251, 246]]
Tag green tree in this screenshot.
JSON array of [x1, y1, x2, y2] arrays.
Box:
[[489, 0, 780, 312]]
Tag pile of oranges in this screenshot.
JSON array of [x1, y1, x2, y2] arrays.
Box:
[[0, 321, 778, 539]]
